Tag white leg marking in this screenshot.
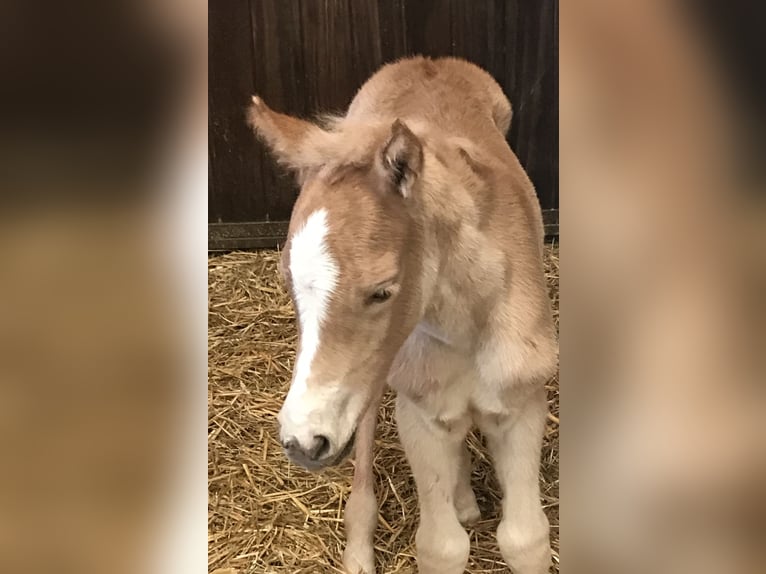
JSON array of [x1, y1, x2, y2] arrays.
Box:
[[454, 443, 481, 526], [396, 395, 471, 574], [478, 388, 551, 574]]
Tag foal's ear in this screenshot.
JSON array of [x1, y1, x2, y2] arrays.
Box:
[[379, 119, 423, 198], [247, 96, 330, 172]]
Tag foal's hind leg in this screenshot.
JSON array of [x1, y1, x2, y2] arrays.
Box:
[[478, 386, 551, 574], [396, 394, 471, 574], [454, 442, 481, 525]]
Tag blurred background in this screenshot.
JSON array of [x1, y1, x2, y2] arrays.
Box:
[[0, 1, 206, 574], [561, 1, 765, 573]]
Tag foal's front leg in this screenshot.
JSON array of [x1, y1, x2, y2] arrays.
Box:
[[479, 386, 551, 574], [343, 395, 381, 574], [396, 394, 471, 574]]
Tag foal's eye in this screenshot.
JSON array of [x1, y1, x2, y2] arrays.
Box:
[[369, 287, 392, 304]]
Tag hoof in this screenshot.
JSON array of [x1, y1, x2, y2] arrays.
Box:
[[456, 500, 481, 526], [343, 544, 375, 574], [455, 491, 481, 525]]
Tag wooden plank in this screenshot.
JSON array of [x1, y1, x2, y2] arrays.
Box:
[[503, 0, 558, 211], [299, 0, 356, 112], [404, 0, 453, 57], [250, 0, 307, 222], [377, 0, 409, 61], [208, 210, 558, 252], [542, 207, 559, 238], [208, 221, 289, 251], [348, 0, 384, 83], [450, 0, 500, 75], [209, 0, 559, 226], [208, 0, 263, 223]]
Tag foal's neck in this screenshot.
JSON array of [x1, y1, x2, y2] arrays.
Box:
[[415, 182, 504, 348]]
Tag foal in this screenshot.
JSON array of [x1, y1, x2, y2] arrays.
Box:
[[248, 56, 557, 574]]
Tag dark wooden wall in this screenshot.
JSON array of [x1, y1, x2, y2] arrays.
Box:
[[209, 0, 558, 249]]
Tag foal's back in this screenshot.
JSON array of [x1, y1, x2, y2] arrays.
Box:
[[346, 56, 512, 142], [346, 55, 544, 252]]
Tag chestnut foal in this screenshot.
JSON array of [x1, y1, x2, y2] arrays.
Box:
[[248, 56, 556, 574]]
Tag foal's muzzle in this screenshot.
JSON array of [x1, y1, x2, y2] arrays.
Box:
[[281, 430, 356, 471]]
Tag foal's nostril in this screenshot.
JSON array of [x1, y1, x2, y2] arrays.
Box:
[[282, 435, 331, 462], [282, 437, 299, 453], [307, 435, 330, 461]]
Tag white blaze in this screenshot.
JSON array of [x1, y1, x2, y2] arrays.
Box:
[[281, 209, 340, 435]]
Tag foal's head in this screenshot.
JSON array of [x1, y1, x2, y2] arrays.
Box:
[[249, 97, 425, 470]]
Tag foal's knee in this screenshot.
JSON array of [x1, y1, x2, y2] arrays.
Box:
[[497, 509, 551, 574], [416, 518, 470, 574]]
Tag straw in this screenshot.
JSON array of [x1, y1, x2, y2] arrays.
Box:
[[209, 243, 559, 573]]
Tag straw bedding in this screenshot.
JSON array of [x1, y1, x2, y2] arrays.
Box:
[[209, 243, 559, 574]]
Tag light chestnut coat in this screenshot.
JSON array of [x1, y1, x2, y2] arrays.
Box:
[[248, 56, 556, 574]]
